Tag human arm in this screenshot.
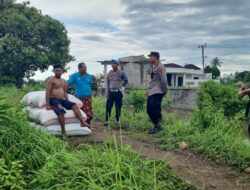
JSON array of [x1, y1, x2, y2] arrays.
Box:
[[121, 71, 128, 86], [106, 73, 110, 97], [159, 65, 167, 94], [239, 87, 250, 100], [63, 79, 69, 100]]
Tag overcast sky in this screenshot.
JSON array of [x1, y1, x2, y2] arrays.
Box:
[[16, 0, 250, 80]]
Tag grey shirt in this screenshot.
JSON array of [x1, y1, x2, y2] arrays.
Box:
[[107, 70, 128, 90], [148, 62, 167, 96]]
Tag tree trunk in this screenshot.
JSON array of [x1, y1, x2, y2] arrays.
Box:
[[15, 63, 24, 89], [15, 76, 23, 89]]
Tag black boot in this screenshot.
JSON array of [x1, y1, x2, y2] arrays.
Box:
[[148, 124, 162, 134], [104, 121, 109, 126]]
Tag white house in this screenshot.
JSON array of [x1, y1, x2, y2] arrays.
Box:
[[164, 63, 214, 87]]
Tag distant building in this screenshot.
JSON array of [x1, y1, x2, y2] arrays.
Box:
[[165, 63, 213, 87], [98, 55, 150, 88], [98, 55, 216, 88]]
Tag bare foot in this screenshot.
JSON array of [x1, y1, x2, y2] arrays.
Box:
[[90, 125, 97, 130], [81, 122, 91, 128], [81, 123, 97, 130]]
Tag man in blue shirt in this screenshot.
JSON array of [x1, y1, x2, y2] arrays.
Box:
[[67, 63, 93, 124]]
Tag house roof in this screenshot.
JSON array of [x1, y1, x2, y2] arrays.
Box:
[[164, 63, 183, 68], [184, 64, 201, 70], [119, 55, 149, 63], [164, 63, 202, 71], [97, 55, 149, 65]]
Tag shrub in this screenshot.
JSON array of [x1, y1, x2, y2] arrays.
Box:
[[125, 90, 146, 113]]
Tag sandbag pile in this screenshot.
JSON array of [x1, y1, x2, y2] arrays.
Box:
[[22, 91, 92, 136]]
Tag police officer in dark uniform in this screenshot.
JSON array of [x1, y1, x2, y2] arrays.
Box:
[[104, 59, 128, 126], [146, 52, 167, 134]]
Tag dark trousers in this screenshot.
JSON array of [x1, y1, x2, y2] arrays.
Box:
[[147, 94, 164, 125], [105, 91, 123, 121]]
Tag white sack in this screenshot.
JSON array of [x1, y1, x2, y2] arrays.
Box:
[[31, 122, 92, 136], [21, 91, 83, 108], [25, 106, 87, 126]]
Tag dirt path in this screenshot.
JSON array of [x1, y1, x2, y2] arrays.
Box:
[[69, 124, 250, 190]]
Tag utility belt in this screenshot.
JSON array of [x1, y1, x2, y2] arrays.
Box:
[[109, 88, 121, 92]]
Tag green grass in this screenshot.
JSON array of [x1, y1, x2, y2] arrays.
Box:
[[92, 82, 250, 169], [31, 142, 195, 190], [0, 86, 195, 190]]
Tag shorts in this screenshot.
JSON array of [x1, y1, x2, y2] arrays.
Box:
[[49, 98, 75, 116]]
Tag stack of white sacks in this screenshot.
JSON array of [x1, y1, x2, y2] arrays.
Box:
[[22, 91, 92, 136]]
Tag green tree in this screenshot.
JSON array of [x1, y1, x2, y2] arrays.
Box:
[[210, 57, 222, 67], [205, 57, 222, 79], [235, 71, 250, 83], [244, 72, 250, 83], [0, 0, 74, 88], [204, 65, 220, 79]]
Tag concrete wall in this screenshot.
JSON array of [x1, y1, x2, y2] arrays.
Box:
[[167, 88, 199, 111], [123, 63, 141, 86], [123, 63, 150, 87]]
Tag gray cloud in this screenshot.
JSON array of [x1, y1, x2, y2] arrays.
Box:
[[16, 0, 249, 79], [117, 0, 249, 72], [82, 34, 104, 42]]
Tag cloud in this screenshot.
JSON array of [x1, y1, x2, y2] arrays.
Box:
[[82, 34, 105, 42], [15, 0, 249, 79]]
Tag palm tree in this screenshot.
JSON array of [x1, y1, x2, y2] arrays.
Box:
[[210, 57, 222, 68]]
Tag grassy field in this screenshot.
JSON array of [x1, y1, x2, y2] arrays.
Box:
[[0, 81, 249, 189], [0, 86, 195, 190], [93, 82, 250, 169]]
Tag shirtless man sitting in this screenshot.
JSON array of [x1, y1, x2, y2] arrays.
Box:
[[46, 64, 90, 138]]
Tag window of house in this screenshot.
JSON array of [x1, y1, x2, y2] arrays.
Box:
[[193, 77, 199, 80]]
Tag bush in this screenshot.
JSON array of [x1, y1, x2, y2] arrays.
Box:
[[125, 90, 146, 113], [158, 82, 250, 168], [199, 81, 248, 117]]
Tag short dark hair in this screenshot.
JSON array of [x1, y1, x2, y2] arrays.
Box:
[[53, 64, 63, 70], [78, 62, 86, 68]]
